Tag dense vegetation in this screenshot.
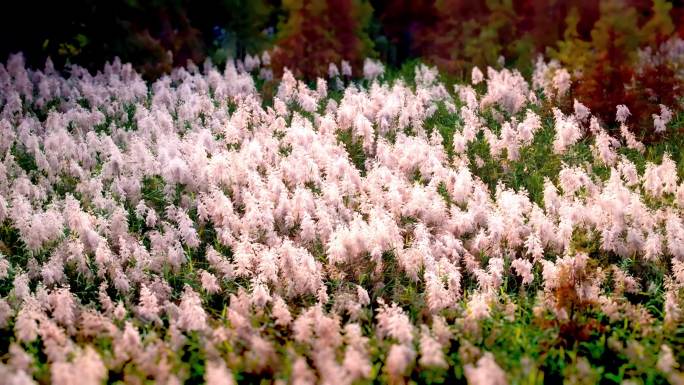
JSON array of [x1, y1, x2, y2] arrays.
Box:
[[0, 39, 683, 384]]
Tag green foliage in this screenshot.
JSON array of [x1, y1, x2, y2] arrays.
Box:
[[337, 128, 367, 176], [11, 143, 38, 175], [204, 0, 275, 67], [590, 0, 642, 56], [548, 7, 593, 76], [642, 0, 675, 45]]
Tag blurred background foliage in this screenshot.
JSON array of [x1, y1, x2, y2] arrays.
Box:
[[1, 0, 683, 125], [269, 0, 375, 79]]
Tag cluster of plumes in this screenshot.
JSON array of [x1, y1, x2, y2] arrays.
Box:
[[0, 52, 682, 384]]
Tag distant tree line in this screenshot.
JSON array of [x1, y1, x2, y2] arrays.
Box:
[[1, 0, 683, 127]]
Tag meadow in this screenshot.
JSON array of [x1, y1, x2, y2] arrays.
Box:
[[0, 46, 683, 384]]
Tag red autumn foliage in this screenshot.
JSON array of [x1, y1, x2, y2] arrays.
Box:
[[270, 0, 374, 79], [565, 0, 683, 136]]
